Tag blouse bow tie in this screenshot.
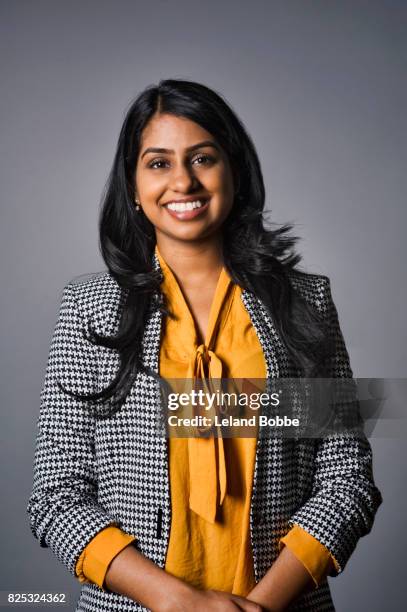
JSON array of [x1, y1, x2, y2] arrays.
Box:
[[186, 344, 227, 524]]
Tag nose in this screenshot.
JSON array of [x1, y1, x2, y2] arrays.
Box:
[[170, 162, 199, 192]]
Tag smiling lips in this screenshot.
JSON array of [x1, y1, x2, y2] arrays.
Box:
[[162, 199, 209, 220]]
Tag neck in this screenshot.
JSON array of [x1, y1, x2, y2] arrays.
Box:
[[156, 234, 224, 288]]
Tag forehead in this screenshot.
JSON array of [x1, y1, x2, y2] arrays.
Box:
[[140, 113, 214, 148]]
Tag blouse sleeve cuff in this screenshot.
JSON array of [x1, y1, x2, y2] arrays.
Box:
[[279, 524, 340, 587], [75, 526, 137, 591]]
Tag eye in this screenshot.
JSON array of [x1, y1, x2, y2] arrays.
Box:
[[192, 154, 215, 165], [147, 153, 216, 170], [148, 158, 168, 169]]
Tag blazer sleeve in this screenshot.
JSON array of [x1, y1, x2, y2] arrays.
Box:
[[26, 282, 119, 576], [288, 277, 383, 575]]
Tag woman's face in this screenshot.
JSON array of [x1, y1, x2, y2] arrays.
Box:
[[134, 113, 235, 244]]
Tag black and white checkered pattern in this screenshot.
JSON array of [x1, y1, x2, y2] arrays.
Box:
[[27, 264, 382, 611]]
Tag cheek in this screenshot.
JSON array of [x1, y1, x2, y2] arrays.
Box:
[[141, 201, 165, 222], [137, 172, 164, 198], [217, 164, 234, 194], [213, 168, 235, 206]]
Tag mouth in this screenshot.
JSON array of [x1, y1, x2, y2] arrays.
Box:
[[161, 198, 210, 220]]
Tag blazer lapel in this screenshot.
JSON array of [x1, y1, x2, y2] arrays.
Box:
[[240, 289, 281, 379], [240, 288, 290, 581]]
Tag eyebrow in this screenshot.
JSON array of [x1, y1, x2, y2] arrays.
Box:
[[140, 140, 220, 159]]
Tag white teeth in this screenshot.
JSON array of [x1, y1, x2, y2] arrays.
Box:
[[166, 200, 206, 212]]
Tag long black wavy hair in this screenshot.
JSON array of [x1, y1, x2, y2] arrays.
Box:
[[59, 78, 332, 416]]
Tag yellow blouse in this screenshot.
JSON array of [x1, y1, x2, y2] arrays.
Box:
[[75, 248, 338, 593]]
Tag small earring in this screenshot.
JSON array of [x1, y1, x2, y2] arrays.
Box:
[[135, 198, 141, 211]]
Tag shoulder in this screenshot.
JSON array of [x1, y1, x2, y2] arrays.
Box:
[[62, 270, 127, 335], [287, 269, 333, 316]]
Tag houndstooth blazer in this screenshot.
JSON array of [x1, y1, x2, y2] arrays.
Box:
[[27, 259, 382, 612]]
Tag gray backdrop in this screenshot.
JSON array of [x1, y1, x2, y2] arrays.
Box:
[[1, 0, 406, 610]]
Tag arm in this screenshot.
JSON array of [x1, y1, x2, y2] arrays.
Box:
[[279, 525, 340, 586], [26, 283, 119, 575], [28, 284, 261, 611], [75, 526, 136, 588], [247, 545, 316, 612], [74, 528, 264, 611], [104, 545, 263, 612], [247, 527, 336, 611], [248, 277, 382, 610], [287, 277, 383, 572], [248, 525, 336, 612]]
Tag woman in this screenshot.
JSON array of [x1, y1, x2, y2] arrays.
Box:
[[27, 79, 382, 611]]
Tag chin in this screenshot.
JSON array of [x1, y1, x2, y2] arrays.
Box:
[[162, 226, 218, 244]]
